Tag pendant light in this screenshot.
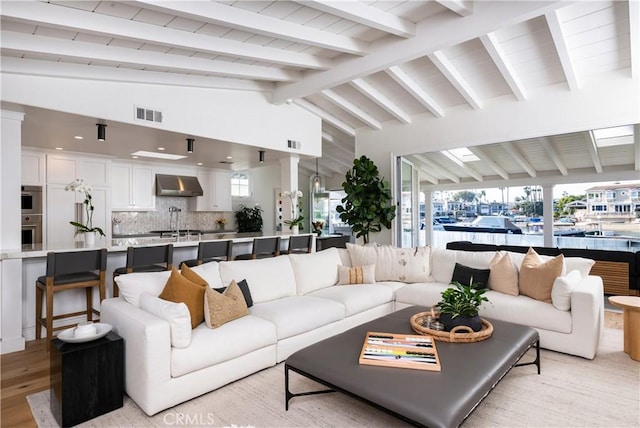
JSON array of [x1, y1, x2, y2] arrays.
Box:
[[186, 138, 194, 153], [259, 150, 265, 163], [96, 124, 106, 141], [310, 158, 324, 193]]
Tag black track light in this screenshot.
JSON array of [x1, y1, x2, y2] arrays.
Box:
[[259, 150, 265, 163], [97, 124, 106, 141], [187, 138, 194, 153]]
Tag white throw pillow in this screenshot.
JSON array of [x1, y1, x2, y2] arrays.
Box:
[[346, 243, 377, 267], [288, 247, 342, 295], [551, 270, 582, 311], [139, 293, 192, 348], [564, 257, 595, 278], [374, 245, 431, 283], [115, 270, 171, 307], [188, 261, 225, 289]]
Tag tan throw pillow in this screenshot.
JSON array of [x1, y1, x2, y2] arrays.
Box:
[[159, 268, 206, 328], [204, 280, 249, 329], [488, 252, 519, 296], [180, 263, 209, 287], [338, 265, 376, 285], [519, 248, 564, 303]]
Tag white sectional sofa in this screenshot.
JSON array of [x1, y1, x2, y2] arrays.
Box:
[[101, 245, 604, 416]]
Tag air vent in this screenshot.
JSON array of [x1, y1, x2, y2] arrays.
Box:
[[135, 106, 163, 123], [287, 139, 301, 149]]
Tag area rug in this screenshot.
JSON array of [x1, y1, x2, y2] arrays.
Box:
[[28, 327, 639, 427]]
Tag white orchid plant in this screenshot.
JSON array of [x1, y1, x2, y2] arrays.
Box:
[[282, 190, 304, 229], [65, 179, 105, 237]]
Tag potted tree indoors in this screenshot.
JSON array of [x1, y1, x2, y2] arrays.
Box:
[[336, 155, 396, 244], [436, 281, 489, 332]]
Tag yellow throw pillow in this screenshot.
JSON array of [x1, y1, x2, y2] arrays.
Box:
[[180, 263, 209, 287], [488, 252, 519, 296], [204, 280, 249, 329], [519, 248, 564, 303], [338, 265, 376, 285], [159, 268, 206, 328]]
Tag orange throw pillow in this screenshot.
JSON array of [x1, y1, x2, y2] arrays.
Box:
[[519, 248, 564, 303], [159, 268, 206, 328]]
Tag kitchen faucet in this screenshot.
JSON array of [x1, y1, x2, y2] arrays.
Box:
[[168, 206, 181, 239]]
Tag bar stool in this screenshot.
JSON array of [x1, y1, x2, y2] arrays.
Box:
[[235, 237, 281, 260], [35, 248, 107, 350], [284, 234, 313, 254], [180, 240, 233, 267], [113, 244, 173, 297]]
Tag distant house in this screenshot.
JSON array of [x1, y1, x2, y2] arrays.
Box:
[[585, 183, 640, 219]]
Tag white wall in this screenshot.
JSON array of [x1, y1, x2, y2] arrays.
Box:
[[357, 75, 640, 244]]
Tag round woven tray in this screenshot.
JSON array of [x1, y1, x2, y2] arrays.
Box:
[[410, 312, 493, 343]]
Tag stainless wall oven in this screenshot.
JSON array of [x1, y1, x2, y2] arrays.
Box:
[[21, 185, 43, 246]]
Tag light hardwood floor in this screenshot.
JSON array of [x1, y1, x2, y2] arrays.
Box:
[[1, 311, 624, 428]]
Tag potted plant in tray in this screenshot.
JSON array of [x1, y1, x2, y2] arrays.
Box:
[[436, 281, 489, 332]]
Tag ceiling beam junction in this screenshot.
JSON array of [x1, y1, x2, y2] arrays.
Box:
[[545, 10, 579, 91], [350, 78, 411, 124], [320, 89, 382, 130], [500, 143, 537, 178], [468, 146, 509, 180], [413, 154, 461, 183], [440, 151, 484, 181], [293, 99, 356, 137], [428, 51, 483, 109], [479, 32, 527, 101], [539, 137, 568, 176], [585, 131, 603, 174], [386, 66, 445, 118], [435, 0, 474, 17]]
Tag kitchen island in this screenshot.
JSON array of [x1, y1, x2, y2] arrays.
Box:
[[0, 232, 313, 353]]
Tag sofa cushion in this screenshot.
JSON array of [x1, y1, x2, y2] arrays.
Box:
[[309, 284, 393, 317], [204, 280, 249, 329], [179, 263, 208, 287], [114, 270, 171, 307], [337, 248, 352, 267], [395, 282, 446, 308], [219, 256, 296, 304], [288, 247, 342, 295], [551, 270, 582, 311], [188, 261, 225, 289], [451, 263, 490, 289], [338, 265, 376, 285], [171, 315, 277, 378], [519, 248, 564, 303], [159, 268, 206, 329], [139, 293, 192, 349], [249, 296, 345, 340], [488, 252, 519, 296], [430, 248, 495, 284]]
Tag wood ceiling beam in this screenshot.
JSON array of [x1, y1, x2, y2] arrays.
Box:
[[545, 10, 579, 91], [435, 0, 474, 17], [539, 137, 568, 176], [1, 1, 331, 70], [630, 0, 640, 79], [1, 32, 299, 82], [468, 146, 509, 180], [293, 99, 356, 137], [320, 89, 382, 130], [273, 1, 566, 103], [413, 154, 461, 183], [134, 0, 368, 56], [500, 143, 537, 178], [386, 66, 444, 118], [296, 0, 416, 38], [585, 131, 603, 174], [479, 32, 527, 101], [440, 151, 484, 181], [350, 78, 411, 124], [428, 51, 483, 109]]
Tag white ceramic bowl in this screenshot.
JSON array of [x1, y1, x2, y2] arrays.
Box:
[[57, 323, 113, 343]]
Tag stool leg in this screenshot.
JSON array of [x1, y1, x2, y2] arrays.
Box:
[[35, 285, 43, 340], [86, 287, 93, 322], [45, 283, 54, 352]]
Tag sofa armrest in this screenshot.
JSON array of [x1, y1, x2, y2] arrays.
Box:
[[569, 275, 605, 357], [101, 298, 172, 411]]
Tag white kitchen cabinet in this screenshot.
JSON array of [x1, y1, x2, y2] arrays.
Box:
[[190, 169, 231, 212], [21, 151, 45, 185], [111, 162, 155, 211], [46, 154, 109, 186]]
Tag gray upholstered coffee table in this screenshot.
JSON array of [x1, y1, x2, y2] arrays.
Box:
[[285, 306, 539, 428]]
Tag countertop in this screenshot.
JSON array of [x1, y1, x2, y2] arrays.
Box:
[[1, 231, 311, 260]]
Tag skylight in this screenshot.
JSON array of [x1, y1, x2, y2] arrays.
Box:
[[444, 148, 480, 163], [592, 125, 634, 148], [130, 151, 187, 160]]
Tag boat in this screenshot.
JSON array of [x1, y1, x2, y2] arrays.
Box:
[[442, 216, 523, 234]]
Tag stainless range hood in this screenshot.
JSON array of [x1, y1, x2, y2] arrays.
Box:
[[155, 174, 203, 197]]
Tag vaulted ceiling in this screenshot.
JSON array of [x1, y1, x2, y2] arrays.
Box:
[[1, 1, 638, 183]]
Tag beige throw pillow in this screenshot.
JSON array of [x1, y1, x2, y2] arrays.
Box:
[[519, 248, 564, 303], [338, 265, 376, 285], [488, 252, 519, 296], [204, 280, 249, 329]]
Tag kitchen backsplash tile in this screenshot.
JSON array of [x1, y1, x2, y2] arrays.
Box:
[[112, 196, 233, 234]]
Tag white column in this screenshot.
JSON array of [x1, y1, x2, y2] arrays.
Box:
[[424, 189, 434, 246], [1, 110, 26, 354], [280, 154, 300, 225], [542, 184, 554, 247]]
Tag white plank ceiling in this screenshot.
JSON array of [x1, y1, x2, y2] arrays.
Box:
[[1, 0, 638, 184]]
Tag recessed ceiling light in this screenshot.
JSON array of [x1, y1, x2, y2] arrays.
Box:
[[131, 150, 186, 160], [55, 147, 64, 150], [157, 147, 165, 151], [132, 155, 139, 159], [226, 156, 233, 160], [196, 162, 203, 166], [74, 135, 83, 140]]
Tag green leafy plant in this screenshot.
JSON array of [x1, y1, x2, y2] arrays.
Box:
[[65, 179, 105, 237], [437, 281, 489, 319], [284, 216, 304, 229], [234, 205, 263, 233], [336, 155, 396, 243]]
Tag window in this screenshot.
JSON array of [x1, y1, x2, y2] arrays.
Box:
[[591, 204, 607, 212], [230, 172, 250, 197]]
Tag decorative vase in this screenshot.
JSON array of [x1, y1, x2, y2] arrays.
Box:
[[84, 231, 96, 247], [291, 225, 299, 235], [439, 313, 483, 332]]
